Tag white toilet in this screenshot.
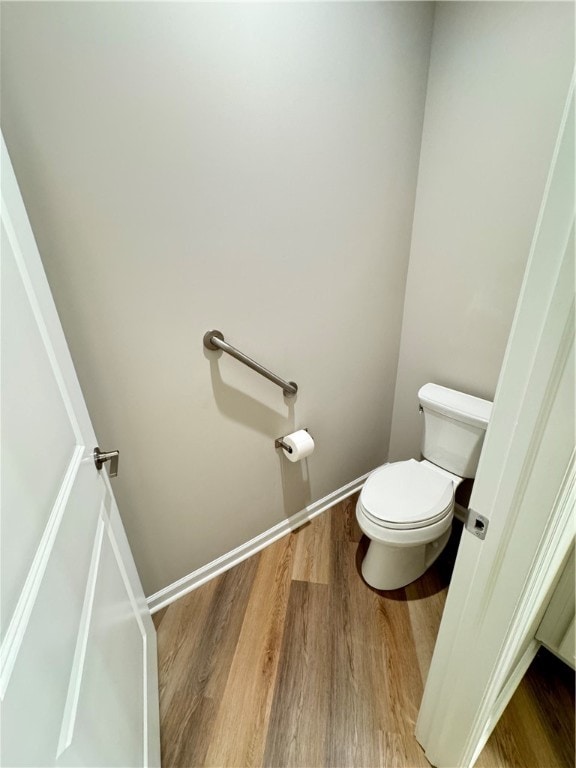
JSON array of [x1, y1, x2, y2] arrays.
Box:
[[356, 383, 492, 590]]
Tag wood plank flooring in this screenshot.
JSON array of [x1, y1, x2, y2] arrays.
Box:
[[154, 494, 575, 767]]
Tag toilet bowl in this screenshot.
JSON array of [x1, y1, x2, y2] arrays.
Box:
[[356, 459, 461, 590], [356, 383, 492, 591]]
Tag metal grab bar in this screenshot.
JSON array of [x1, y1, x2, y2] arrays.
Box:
[[203, 330, 298, 397]]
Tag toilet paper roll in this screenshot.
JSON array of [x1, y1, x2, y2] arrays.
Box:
[[282, 429, 315, 462]]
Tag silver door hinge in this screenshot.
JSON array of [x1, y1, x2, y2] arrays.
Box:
[[466, 510, 489, 540]]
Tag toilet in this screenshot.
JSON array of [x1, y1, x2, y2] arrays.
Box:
[[356, 383, 492, 590]]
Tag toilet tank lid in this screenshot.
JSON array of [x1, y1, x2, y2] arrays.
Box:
[[418, 383, 492, 428]]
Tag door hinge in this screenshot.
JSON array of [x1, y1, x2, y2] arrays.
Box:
[[466, 510, 489, 540]]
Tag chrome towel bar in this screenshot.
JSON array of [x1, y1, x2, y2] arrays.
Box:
[[203, 329, 298, 397]]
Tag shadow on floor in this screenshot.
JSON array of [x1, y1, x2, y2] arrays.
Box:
[[354, 519, 464, 601]]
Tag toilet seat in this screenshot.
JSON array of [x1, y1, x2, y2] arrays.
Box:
[[358, 459, 454, 530]]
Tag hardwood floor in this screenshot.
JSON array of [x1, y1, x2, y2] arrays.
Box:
[[476, 648, 575, 768], [154, 495, 575, 767]]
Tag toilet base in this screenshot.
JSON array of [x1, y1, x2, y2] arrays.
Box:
[[361, 526, 452, 590]]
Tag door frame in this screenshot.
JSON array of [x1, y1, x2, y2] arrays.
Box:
[[416, 80, 575, 768]]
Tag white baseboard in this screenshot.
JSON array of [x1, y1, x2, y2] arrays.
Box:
[[454, 502, 468, 523], [147, 471, 370, 614]]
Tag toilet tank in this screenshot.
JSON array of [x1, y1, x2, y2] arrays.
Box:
[[418, 383, 492, 479]]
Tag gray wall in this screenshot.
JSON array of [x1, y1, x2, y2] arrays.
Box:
[[1, 3, 434, 596], [389, 1, 575, 462]]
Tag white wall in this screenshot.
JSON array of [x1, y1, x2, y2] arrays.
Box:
[[389, 1, 575, 462], [1, 3, 434, 595]]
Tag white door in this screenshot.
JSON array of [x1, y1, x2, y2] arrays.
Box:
[[416, 83, 575, 767], [0, 136, 160, 767]]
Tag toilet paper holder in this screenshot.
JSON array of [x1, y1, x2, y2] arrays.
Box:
[[275, 428, 312, 454], [275, 437, 294, 454]]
